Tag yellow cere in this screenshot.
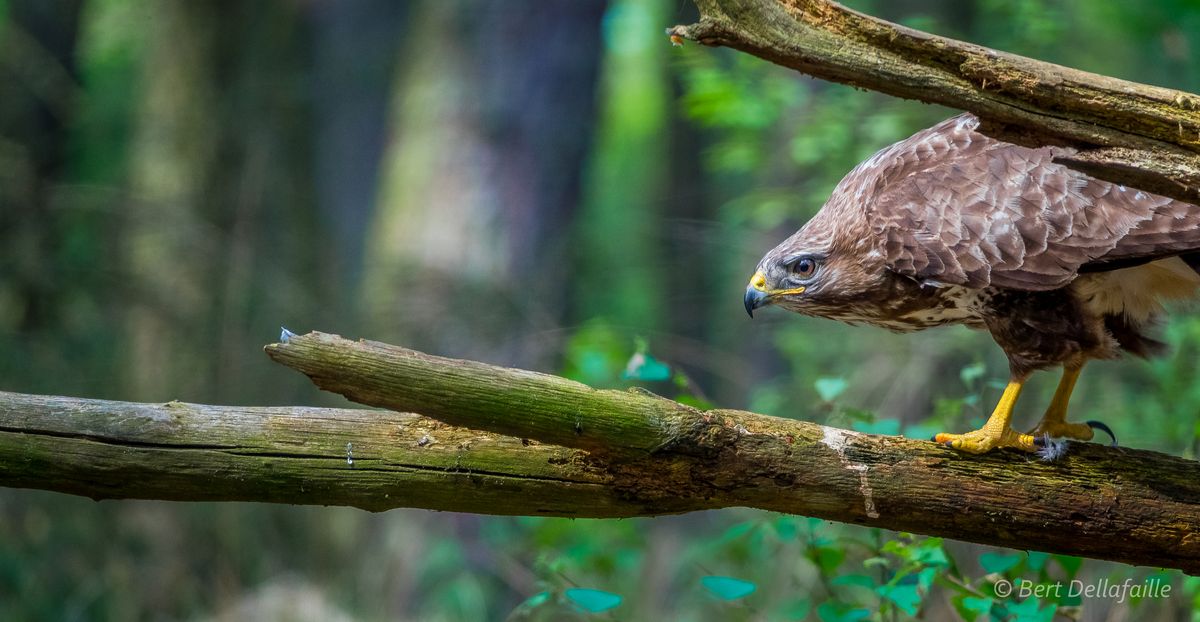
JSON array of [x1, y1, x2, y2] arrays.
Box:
[[749, 272, 806, 296]]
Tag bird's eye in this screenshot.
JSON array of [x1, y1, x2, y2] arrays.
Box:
[[791, 257, 818, 279]]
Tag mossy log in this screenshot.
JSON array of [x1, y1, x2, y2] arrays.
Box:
[[260, 332, 1197, 572], [669, 0, 1200, 205], [3, 331, 1199, 572], [0, 391, 628, 515]]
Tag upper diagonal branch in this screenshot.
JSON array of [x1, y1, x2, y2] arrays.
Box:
[[264, 331, 1200, 572], [670, 0, 1200, 204], [264, 331, 699, 457]]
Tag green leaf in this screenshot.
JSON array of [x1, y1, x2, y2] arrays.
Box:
[[831, 574, 876, 589], [562, 321, 628, 385], [578, 352, 613, 384], [878, 583, 922, 616], [1054, 554, 1083, 577], [1026, 551, 1049, 572], [622, 352, 671, 382], [960, 596, 994, 618], [817, 601, 872, 622], [564, 588, 622, 613], [701, 575, 757, 600], [912, 538, 950, 567], [814, 377, 848, 402], [522, 591, 551, 608], [880, 540, 906, 557], [959, 362, 986, 386], [1004, 595, 1056, 622], [979, 552, 1021, 574], [773, 516, 799, 541], [812, 545, 845, 574], [917, 567, 939, 591]]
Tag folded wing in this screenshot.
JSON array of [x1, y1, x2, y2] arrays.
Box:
[[864, 115, 1200, 291]]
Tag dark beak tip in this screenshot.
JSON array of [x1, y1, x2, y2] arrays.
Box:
[[743, 287, 767, 319]]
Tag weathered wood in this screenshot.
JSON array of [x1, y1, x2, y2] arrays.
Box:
[[668, 0, 1200, 204], [263, 332, 1200, 573], [0, 392, 636, 516], [264, 332, 695, 457], [2, 332, 1196, 569]]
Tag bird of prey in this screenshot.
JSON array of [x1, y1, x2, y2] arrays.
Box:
[[744, 114, 1200, 454]]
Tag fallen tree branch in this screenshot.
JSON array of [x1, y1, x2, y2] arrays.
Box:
[[261, 332, 1200, 572], [3, 332, 1197, 570], [0, 391, 642, 515], [668, 0, 1200, 204]]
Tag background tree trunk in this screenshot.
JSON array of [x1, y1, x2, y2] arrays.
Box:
[[361, 0, 607, 368], [123, 1, 327, 404], [0, 1, 83, 393]]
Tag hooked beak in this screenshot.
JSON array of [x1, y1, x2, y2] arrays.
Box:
[[744, 287, 768, 317], [744, 272, 770, 318], [744, 271, 806, 318]]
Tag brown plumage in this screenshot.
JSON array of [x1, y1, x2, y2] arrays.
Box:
[[744, 114, 1200, 454]]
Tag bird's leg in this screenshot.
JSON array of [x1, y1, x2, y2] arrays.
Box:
[[934, 377, 1038, 453], [1027, 363, 1094, 441]]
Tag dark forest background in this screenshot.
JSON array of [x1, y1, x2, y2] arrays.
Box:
[[2, 0, 1200, 619]]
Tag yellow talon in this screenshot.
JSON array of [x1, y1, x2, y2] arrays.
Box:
[[935, 378, 1038, 454], [934, 428, 1038, 453], [1027, 364, 1094, 441], [1028, 421, 1094, 441]]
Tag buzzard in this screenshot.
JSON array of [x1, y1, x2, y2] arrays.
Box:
[[744, 114, 1200, 454]]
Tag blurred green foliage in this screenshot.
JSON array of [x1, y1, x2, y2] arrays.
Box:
[[2, 0, 1200, 620]]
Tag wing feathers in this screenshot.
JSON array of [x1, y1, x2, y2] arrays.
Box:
[[861, 114, 1200, 291]]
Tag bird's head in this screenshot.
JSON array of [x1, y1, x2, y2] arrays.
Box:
[[743, 213, 883, 319], [744, 242, 828, 318]]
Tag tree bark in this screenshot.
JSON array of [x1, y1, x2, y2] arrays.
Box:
[[668, 0, 1200, 205], [10, 332, 1191, 570], [0, 391, 631, 516], [361, 0, 606, 368]]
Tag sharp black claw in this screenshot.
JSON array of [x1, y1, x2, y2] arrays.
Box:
[[1085, 420, 1118, 447], [1033, 435, 1047, 447]]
